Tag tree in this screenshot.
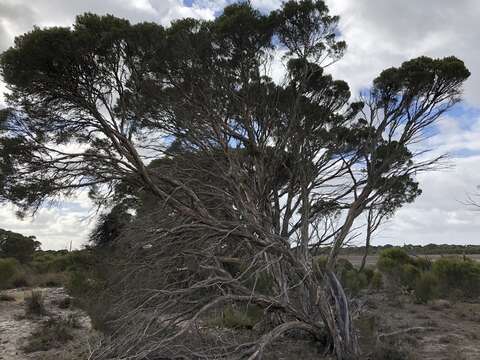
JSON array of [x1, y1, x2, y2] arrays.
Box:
[[0, 228, 41, 263], [0, 2, 469, 359]]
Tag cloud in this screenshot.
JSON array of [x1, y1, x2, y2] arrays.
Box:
[[325, 0, 480, 107], [0, 191, 95, 250], [378, 155, 480, 246]]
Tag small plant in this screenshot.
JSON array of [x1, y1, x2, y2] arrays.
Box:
[[414, 272, 438, 304], [371, 271, 383, 290], [22, 317, 74, 353], [24, 290, 47, 317]]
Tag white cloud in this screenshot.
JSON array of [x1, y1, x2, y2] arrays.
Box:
[[378, 155, 480, 246], [0, 191, 95, 250], [325, 0, 480, 107]]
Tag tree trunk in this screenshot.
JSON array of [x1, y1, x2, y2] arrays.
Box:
[[317, 270, 360, 360]]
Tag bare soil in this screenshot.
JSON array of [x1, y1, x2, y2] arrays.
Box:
[[358, 292, 480, 360], [0, 288, 93, 360], [1, 287, 479, 359]]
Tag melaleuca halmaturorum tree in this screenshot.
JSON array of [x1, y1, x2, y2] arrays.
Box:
[[0, 1, 470, 359]]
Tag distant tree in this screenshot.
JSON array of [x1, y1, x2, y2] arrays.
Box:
[[0, 2, 469, 359], [0, 228, 41, 263]]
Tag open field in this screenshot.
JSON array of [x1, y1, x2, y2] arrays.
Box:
[[342, 254, 480, 267]]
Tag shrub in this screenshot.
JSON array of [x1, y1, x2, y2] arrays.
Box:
[[377, 248, 413, 272], [0, 258, 18, 288], [33, 272, 68, 287], [432, 257, 480, 299], [24, 290, 47, 317], [414, 272, 438, 304], [413, 256, 432, 271], [371, 271, 383, 290], [377, 248, 421, 289], [22, 317, 74, 353], [342, 269, 369, 296], [400, 263, 421, 289]]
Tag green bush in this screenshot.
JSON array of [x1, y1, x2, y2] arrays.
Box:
[[400, 263, 421, 289], [371, 271, 383, 290], [413, 256, 432, 271], [377, 248, 413, 272], [414, 272, 438, 304], [432, 257, 480, 299], [377, 248, 420, 289], [342, 269, 369, 295], [0, 258, 19, 289]]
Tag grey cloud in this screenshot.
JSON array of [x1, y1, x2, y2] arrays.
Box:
[[326, 0, 480, 107]]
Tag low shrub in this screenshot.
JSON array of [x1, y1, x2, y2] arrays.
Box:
[[0, 258, 19, 289], [377, 248, 421, 289], [24, 290, 47, 317], [33, 272, 68, 287], [22, 317, 74, 353], [414, 272, 438, 304], [371, 271, 383, 290], [342, 269, 369, 296], [432, 257, 480, 299]]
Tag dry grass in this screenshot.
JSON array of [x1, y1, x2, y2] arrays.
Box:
[[22, 317, 74, 353], [24, 290, 47, 317]]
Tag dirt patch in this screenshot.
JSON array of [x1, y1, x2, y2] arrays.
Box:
[[0, 288, 94, 360], [360, 292, 480, 360]]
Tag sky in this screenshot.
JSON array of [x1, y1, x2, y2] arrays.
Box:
[[0, 0, 479, 249]]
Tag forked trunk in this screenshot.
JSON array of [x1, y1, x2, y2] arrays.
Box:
[[317, 270, 360, 360]]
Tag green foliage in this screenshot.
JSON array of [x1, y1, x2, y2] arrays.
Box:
[[30, 250, 95, 273], [414, 272, 439, 304], [0, 257, 18, 288], [432, 257, 480, 299], [371, 271, 383, 290], [377, 248, 421, 288], [0, 228, 40, 263], [342, 269, 369, 296]]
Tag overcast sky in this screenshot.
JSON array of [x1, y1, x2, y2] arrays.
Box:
[[0, 0, 479, 249]]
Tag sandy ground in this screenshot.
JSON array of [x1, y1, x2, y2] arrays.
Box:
[[0, 288, 92, 360], [359, 292, 480, 360], [1, 287, 479, 360]]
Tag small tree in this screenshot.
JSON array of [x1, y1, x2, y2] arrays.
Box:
[[0, 228, 40, 263], [0, 2, 469, 359]]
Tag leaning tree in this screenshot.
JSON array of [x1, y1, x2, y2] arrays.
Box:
[[0, 1, 469, 359]]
